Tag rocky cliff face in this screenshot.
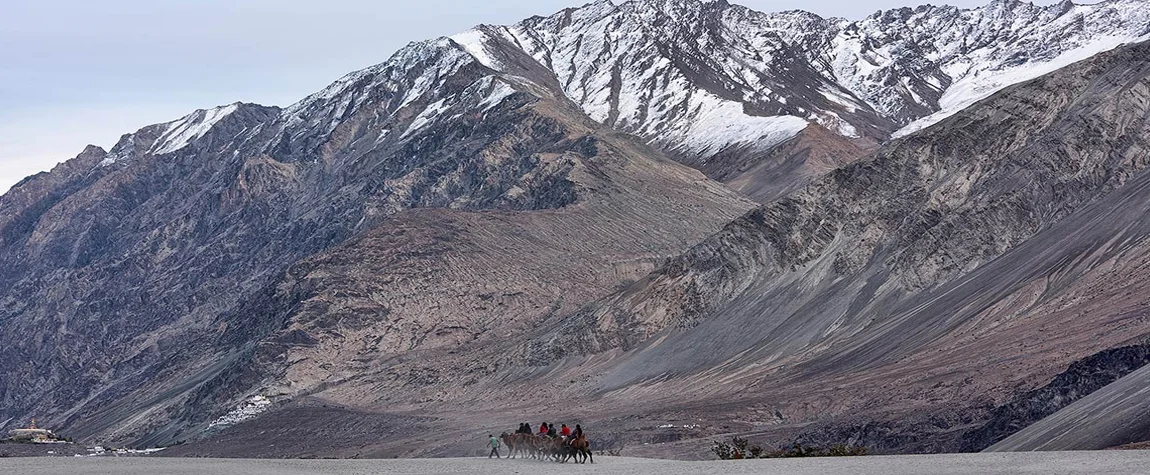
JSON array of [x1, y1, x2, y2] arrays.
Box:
[[985, 346, 1150, 451], [167, 37, 1150, 458], [541, 38, 1150, 363]]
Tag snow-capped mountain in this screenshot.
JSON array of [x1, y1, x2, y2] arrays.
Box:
[[450, 0, 1150, 152], [89, 0, 1150, 190]]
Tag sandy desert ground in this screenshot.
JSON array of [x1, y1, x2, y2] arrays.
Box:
[[3, 452, 1150, 475]]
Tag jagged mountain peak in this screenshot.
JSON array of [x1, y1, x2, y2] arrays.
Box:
[[148, 102, 243, 155], [282, 37, 482, 122], [93, 102, 280, 168], [620, 0, 731, 15], [70, 0, 1147, 176]]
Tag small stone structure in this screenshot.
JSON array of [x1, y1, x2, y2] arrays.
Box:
[[6, 419, 59, 442]]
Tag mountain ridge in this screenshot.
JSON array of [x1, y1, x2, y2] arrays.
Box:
[[15, 0, 1147, 205]]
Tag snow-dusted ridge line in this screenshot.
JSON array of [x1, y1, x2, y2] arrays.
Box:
[[449, 29, 504, 70], [823, 0, 1150, 124], [429, 0, 1150, 153], [150, 103, 240, 155], [278, 37, 479, 143], [91, 0, 1150, 171], [99, 103, 243, 166], [893, 32, 1150, 138]]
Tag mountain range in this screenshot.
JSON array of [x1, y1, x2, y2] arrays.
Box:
[[2, 0, 1150, 458]]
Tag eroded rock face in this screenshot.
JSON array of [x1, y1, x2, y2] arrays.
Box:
[[985, 349, 1150, 452], [186, 38, 1150, 458], [228, 128, 755, 426], [540, 39, 1150, 363]]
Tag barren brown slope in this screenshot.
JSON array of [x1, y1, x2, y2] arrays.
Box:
[[0, 31, 747, 447], [701, 124, 878, 204], [246, 127, 756, 411], [115, 72, 757, 450], [490, 39, 1150, 455]]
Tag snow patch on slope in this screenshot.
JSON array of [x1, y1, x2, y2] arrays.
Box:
[[276, 38, 480, 146], [819, 86, 864, 113], [402, 98, 451, 138], [894, 33, 1149, 138], [100, 137, 137, 167], [450, 29, 503, 70], [811, 111, 860, 139], [150, 104, 239, 155], [401, 76, 521, 138], [478, 80, 517, 111], [660, 92, 810, 156]]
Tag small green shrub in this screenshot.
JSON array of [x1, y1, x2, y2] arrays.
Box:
[[712, 437, 868, 460], [711, 440, 735, 460], [825, 443, 868, 456]]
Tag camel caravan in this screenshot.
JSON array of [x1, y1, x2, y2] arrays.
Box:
[[495, 422, 593, 463]]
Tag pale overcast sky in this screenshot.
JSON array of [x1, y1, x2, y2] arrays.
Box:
[[0, 0, 1068, 193]]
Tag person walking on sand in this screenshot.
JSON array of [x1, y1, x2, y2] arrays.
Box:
[[488, 434, 501, 458]]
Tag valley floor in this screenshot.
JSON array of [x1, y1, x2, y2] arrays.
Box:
[[2, 452, 1149, 474]]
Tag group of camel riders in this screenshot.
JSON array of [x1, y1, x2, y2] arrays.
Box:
[[522, 422, 583, 439], [488, 422, 592, 463]]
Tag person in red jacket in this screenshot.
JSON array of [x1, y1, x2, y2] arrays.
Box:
[[538, 422, 549, 435], [560, 424, 571, 437]]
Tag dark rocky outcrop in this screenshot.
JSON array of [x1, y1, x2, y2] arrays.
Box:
[[961, 343, 1150, 451], [985, 357, 1150, 451]]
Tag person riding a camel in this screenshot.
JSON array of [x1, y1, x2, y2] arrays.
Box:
[[572, 424, 584, 439], [539, 422, 549, 435], [560, 424, 572, 437]]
